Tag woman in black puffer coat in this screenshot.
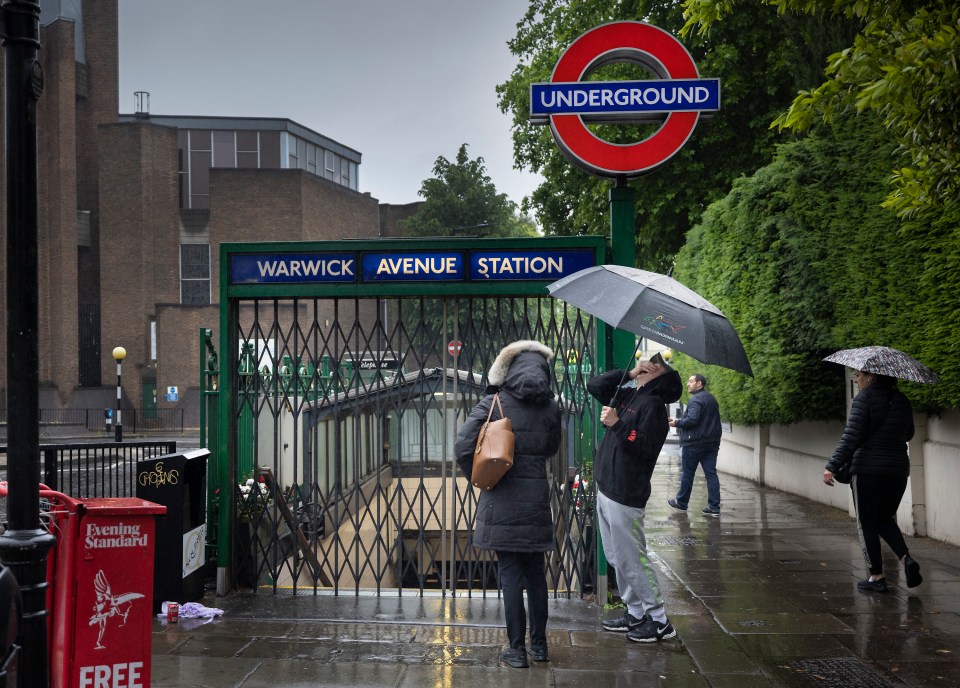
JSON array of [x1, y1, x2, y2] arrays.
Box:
[[455, 340, 561, 669], [824, 371, 921, 593]]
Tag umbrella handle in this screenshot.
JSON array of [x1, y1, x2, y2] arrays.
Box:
[[609, 339, 644, 405]]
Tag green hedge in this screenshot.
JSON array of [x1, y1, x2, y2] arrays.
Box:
[[673, 113, 957, 424]]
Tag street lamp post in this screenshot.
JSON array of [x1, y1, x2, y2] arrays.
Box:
[[113, 346, 126, 442], [0, 1, 57, 684]]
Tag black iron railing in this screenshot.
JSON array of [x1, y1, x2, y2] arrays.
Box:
[[0, 440, 178, 499], [0, 408, 184, 433]]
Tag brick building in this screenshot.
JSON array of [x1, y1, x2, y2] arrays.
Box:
[[0, 0, 419, 426]]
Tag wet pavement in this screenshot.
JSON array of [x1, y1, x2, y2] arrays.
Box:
[[152, 450, 960, 687]]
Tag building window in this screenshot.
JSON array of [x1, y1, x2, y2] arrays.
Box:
[[180, 244, 210, 305], [348, 161, 358, 190], [237, 130, 259, 168], [324, 150, 335, 180], [188, 130, 212, 209], [212, 130, 236, 168]]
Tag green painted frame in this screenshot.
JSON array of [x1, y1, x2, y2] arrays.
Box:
[[215, 235, 610, 577]]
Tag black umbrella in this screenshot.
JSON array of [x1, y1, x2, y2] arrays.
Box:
[[547, 265, 752, 376], [823, 346, 939, 384]]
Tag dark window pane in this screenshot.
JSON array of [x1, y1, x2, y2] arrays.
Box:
[[191, 194, 209, 210], [189, 130, 211, 151], [179, 172, 188, 208], [177, 130, 188, 173], [190, 151, 211, 195], [181, 280, 210, 305], [237, 130, 258, 152], [180, 244, 209, 279], [237, 151, 258, 169], [213, 130, 235, 168], [260, 132, 280, 167]]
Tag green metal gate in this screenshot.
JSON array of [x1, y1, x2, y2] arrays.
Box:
[[213, 237, 607, 596]]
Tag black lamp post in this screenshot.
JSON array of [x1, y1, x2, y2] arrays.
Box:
[[113, 346, 126, 442], [0, 1, 57, 685]]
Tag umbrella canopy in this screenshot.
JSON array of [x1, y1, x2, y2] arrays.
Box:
[[823, 346, 939, 384], [547, 265, 752, 376]]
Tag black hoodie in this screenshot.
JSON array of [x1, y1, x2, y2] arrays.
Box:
[[587, 368, 683, 509]]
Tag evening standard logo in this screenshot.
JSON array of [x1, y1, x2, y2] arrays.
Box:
[[85, 522, 149, 549]]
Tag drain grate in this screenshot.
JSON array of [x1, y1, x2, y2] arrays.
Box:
[[779, 559, 803, 565], [653, 535, 700, 546], [737, 619, 769, 627], [785, 658, 892, 687]]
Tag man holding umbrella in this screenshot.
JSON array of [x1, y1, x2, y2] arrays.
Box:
[[587, 352, 683, 643]]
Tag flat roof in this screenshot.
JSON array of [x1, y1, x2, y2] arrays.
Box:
[[117, 113, 362, 163]]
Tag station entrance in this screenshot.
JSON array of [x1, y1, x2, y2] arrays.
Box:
[[211, 237, 607, 596]]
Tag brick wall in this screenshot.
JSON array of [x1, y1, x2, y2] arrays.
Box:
[[99, 121, 180, 409], [0, 3, 119, 405], [379, 202, 423, 238]]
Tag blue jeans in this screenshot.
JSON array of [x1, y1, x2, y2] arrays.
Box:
[[674, 444, 721, 511]]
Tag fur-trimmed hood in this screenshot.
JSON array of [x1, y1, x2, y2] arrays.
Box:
[[488, 340, 555, 387]]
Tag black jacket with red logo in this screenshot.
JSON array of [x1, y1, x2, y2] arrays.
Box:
[[587, 368, 683, 509]]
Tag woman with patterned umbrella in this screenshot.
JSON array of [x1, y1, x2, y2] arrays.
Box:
[[822, 346, 937, 593]]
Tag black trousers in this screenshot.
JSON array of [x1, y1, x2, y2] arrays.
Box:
[[852, 473, 910, 575], [496, 550, 548, 651]]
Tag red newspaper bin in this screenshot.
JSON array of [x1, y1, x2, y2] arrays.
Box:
[[0, 484, 165, 688]]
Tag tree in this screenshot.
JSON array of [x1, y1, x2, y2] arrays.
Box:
[[682, 0, 960, 412], [393, 145, 539, 371], [496, 0, 857, 270], [399, 144, 538, 238], [681, 0, 960, 221]]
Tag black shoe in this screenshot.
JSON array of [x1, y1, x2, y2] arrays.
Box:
[[701, 507, 720, 517], [601, 612, 643, 632], [667, 498, 687, 511], [857, 578, 888, 593], [501, 648, 528, 668], [529, 646, 549, 662], [903, 555, 923, 588], [627, 616, 677, 643]]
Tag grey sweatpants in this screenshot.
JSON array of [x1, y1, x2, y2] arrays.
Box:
[[596, 489, 667, 624]]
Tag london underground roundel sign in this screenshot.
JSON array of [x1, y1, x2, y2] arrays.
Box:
[[529, 21, 720, 178]]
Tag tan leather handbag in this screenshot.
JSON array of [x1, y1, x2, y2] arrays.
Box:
[[471, 394, 515, 491]]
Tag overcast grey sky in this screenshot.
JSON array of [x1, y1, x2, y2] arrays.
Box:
[[117, 1, 543, 207]]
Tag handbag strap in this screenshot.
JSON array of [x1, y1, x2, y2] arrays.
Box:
[[476, 394, 504, 450], [492, 393, 506, 420]]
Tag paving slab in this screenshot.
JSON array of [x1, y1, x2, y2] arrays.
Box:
[[150, 450, 960, 687]]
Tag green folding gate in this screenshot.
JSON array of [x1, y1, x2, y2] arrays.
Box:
[[213, 237, 608, 596]]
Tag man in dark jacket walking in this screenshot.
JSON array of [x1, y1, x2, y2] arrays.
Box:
[[587, 352, 682, 644], [668, 374, 723, 516], [455, 340, 561, 668]]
